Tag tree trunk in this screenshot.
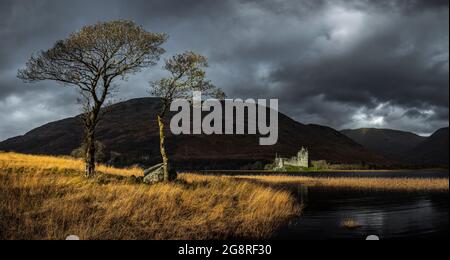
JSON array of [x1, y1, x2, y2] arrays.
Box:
[[84, 106, 100, 178], [158, 115, 170, 182], [85, 129, 96, 178]]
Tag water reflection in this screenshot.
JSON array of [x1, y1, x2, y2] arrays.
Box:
[[274, 186, 449, 240]]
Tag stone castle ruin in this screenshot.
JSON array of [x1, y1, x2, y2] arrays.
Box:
[[274, 147, 310, 169]]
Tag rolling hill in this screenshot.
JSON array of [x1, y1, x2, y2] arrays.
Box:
[[342, 127, 449, 167], [341, 128, 426, 161], [0, 98, 388, 170], [405, 127, 449, 166]]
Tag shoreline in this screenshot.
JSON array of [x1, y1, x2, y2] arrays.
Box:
[[231, 175, 449, 192], [193, 169, 449, 176]]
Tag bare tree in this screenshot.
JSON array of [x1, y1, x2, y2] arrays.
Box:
[[18, 20, 167, 177], [151, 52, 225, 182]]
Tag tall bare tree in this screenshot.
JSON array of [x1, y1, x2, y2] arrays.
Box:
[[151, 52, 225, 182], [18, 20, 167, 177]]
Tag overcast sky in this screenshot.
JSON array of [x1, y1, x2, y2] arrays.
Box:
[[0, 0, 448, 141]]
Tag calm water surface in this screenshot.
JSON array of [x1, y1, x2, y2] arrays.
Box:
[[273, 186, 449, 240], [199, 170, 449, 239]]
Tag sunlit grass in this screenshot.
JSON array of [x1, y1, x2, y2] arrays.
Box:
[[0, 152, 143, 177], [234, 175, 449, 192], [0, 152, 299, 240], [341, 218, 362, 229]]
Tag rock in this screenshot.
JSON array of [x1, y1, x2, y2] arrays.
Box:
[[143, 163, 177, 184], [143, 163, 164, 184]]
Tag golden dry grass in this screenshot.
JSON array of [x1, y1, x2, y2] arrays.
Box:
[[0, 152, 143, 177], [234, 175, 449, 192], [0, 152, 299, 240], [341, 219, 362, 229]]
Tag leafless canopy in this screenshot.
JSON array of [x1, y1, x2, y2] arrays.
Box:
[[18, 20, 167, 108], [151, 51, 225, 117]]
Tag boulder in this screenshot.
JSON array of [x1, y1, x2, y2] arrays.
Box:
[[143, 163, 177, 184], [143, 163, 164, 184]]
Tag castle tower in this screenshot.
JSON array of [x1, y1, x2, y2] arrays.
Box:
[[297, 147, 309, 168]]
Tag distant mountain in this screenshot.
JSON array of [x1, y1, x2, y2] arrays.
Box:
[[0, 98, 388, 170], [405, 128, 449, 167], [342, 127, 449, 167], [341, 128, 426, 161]]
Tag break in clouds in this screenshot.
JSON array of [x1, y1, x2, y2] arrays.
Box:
[[0, 0, 448, 140]]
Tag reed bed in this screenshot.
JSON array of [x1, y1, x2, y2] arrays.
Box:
[[234, 175, 449, 192], [341, 219, 362, 229]]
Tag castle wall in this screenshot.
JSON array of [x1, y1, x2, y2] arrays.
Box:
[[274, 147, 309, 169]]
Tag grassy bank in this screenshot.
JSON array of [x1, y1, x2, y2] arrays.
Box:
[[235, 175, 449, 192], [0, 153, 299, 240], [0, 152, 142, 177]]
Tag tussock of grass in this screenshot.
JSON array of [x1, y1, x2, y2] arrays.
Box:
[[234, 175, 449, 192], [341, 219, 362, 229], [0, 153, 298, 240]]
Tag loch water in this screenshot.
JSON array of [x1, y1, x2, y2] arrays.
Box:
[[273, 171, 449, 240]]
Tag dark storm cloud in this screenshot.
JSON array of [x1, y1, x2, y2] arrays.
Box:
[[0, 0, 448, 140], [258, 0, 449, 134]]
